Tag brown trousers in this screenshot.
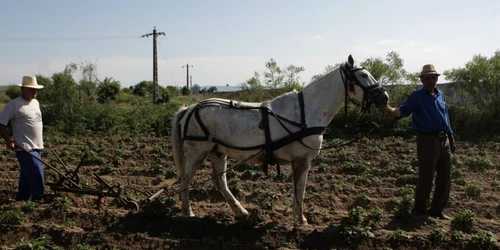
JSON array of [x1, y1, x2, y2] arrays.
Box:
[[413, 134, 452, 213]]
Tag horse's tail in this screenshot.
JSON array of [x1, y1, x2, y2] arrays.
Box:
[[171, 107, 188, 180]]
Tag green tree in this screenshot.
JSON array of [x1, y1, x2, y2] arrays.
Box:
[[443, 50, 500, 105], [361, 51, 408, 85], [239, 71, 264, 91], [282, 65, 305, 91], [5, 85, 21, 99], [181, 86, 191, 95], [263, 58, 285, 89], [132, 80, 154, 96], [97, 77, 121, 103]]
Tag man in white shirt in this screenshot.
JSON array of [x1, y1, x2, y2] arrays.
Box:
[[0, 76, 45, 201]]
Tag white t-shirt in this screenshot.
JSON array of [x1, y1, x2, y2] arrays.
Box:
[[0, 96, 44, 151]]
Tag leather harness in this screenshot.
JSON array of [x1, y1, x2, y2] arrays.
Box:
[[179, 63, 386, 175]]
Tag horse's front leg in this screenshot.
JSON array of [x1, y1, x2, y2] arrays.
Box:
[[292, 158, 311, 225]]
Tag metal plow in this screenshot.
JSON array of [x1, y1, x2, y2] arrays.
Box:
[[33, 148, 164, 211]]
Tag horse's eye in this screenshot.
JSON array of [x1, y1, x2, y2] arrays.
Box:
[[361, 73, 368, 78]]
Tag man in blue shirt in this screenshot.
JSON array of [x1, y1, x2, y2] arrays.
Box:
[[381, 64, 456, 220]]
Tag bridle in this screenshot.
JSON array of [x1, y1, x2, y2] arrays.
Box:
[[340, 63, 387, 126]]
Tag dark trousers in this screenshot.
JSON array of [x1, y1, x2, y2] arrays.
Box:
[[413, 135, 452, 213], [15, 150, 45, 201]]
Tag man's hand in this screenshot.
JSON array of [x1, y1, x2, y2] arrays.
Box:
[[378, 105, 389, 112], [448, 134, 456, 154], [449, 139, 456, 154], [378, 105, 401, 118]]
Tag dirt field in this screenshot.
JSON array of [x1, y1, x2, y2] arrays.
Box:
[[0, 134, 499, 249]]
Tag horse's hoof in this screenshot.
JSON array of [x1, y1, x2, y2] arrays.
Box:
[[239, 209, 249, 217], [182, 209, 195, 217]]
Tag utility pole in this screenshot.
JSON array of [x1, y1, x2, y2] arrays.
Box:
[[141, 26, 165, 104], [182, 64, 193, 90], [190, 75, 193, 89]]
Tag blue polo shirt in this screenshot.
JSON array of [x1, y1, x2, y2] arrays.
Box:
[[398, 87, 453, 134]]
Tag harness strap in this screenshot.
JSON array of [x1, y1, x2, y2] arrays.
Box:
[[298, 92, 306, 129], [180, 96, 324, 176], [260, 108, 277, 175]]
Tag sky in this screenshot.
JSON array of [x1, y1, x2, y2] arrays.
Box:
[[1, 0, 499, 88]]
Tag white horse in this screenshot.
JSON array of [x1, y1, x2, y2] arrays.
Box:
[[171, 55, 389, 224]]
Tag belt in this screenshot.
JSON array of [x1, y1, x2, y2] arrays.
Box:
[[418, 131, 448, 138]]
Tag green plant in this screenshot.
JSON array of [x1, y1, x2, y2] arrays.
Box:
[[450, 230, 465, 242], [390, 229, 410, 241], [228, 181, 244, 196], [51, 197, 71, 212], [0, 209, 28, 225], [394, 193, 413, 222], [363, 206, 383, 225], [467, 156, 494, 172], [428, 227, 446, 243], [71, 244, 94, 250], [347, 206, 365, 225], [471, 231, 496, 248], [451, 209, 475, 233], [335, 224, 374, 245], [464, 183, 483, 199], [352, 192, 371, 208], [341, 162, 368, 175], [21, 201, 38, 213]]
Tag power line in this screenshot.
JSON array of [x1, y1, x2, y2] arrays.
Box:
[[158, 37, 177, 86], [0, 36, 139, 42]]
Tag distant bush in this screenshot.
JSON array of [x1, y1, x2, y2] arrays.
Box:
[[5, 85, 21, 99]]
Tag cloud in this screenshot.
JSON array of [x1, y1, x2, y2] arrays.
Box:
[[293, 35, 323, 41], [377, 39, 401, 46]]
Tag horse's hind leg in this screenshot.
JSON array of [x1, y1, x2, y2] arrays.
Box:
[[179, 146, 208, 217], [208, 150, 249, 217], [292, 158, 311, 225]]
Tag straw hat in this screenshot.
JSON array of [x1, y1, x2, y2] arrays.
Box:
[[419, 64, 441, 77], [17, 76, 44, 89]]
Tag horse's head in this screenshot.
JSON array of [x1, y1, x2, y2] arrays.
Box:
[[341, 55, 389, 113]]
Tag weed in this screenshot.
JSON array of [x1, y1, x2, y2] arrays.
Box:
[[450, 230, 465, 242], [413, 233, 426, 241], [363, 206, 383, 226], [21, 201, 37, 213], [51, 197, 71, 212], [464, 183, 483, 199], [467, 156, 494, 172], [428, 227, 446, 243], [0, 209, 28, 225], [390, 229, 410, 241], [347, 206, 365, 225], [471, 231, 496, 248], [71, 244, 94, 250], [451, 209, 475, 233], [99, 164, 114, 175], [334, 224, 374, 245], [341, 162, 369, 175], [395, 174, 418, 186], [394, 193, 413, 222], [352, 192, 371, 208]]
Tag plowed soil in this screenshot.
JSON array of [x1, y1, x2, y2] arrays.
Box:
[[1, 134, 499, 249]]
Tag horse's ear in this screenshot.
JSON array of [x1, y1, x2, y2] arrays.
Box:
[[348, 55, 354, 67]]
